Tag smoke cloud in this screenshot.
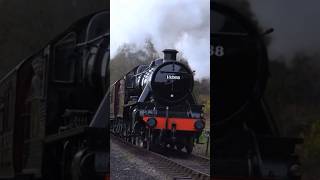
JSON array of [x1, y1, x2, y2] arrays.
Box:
[[249, 0, 320, 60], [111, 0, 210, 79]]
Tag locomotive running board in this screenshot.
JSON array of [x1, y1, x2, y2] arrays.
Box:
[[45, 127, 105, 143]]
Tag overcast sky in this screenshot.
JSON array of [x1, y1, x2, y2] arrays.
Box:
[[249, 0, 320, 60], [111, 0, 210, 79]]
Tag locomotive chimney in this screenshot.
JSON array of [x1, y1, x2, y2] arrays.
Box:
[[163, 49, 178, 61]]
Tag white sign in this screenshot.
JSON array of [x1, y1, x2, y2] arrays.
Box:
[[166, 75, 181, 80]]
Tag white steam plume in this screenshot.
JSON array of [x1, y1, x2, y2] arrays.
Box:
[[111, 0, 210, 79]]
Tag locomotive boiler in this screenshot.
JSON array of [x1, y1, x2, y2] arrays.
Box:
[[0, 10, 109, 180], [212, 1, 302, 179], [111, 49, 205, 154]]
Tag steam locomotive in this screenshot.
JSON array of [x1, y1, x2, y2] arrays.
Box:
[[110, 49, 205, 154], [212, 1, 302, 179], [0, 10, 109, 180]]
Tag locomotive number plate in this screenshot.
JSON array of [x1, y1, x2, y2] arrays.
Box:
[[166, 75, 181, 80], [211, 44, 224, 57]]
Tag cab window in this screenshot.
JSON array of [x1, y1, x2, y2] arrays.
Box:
[[125, 73, 135, 89], [86, 11, 108, 41]]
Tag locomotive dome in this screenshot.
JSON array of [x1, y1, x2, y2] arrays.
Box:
[[150, 49, 194, 105]]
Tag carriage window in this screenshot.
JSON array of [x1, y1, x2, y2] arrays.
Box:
[[211, 10, 247, 34], [110, 88, 114, 103], [0, 92, 10, 133], [0, 104, 3, 133], [53, 32, 77, 82]]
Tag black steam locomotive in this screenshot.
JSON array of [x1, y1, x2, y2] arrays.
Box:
[[110, 49, 205, 154], [0, 11, 109, 180], [212, 1, 302, 179]]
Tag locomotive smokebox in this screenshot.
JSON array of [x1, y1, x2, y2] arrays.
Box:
[[163, 49, 178, 61]]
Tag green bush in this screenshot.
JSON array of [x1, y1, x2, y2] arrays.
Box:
[[303, 120, 320, 165]]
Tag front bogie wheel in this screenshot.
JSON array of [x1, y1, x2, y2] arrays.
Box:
[[185, 137, 194, 154]]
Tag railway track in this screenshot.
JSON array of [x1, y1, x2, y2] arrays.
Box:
[[111, 134, 210, 180]]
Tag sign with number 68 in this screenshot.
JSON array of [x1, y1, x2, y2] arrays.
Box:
[[211, 45, 224, 57]]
